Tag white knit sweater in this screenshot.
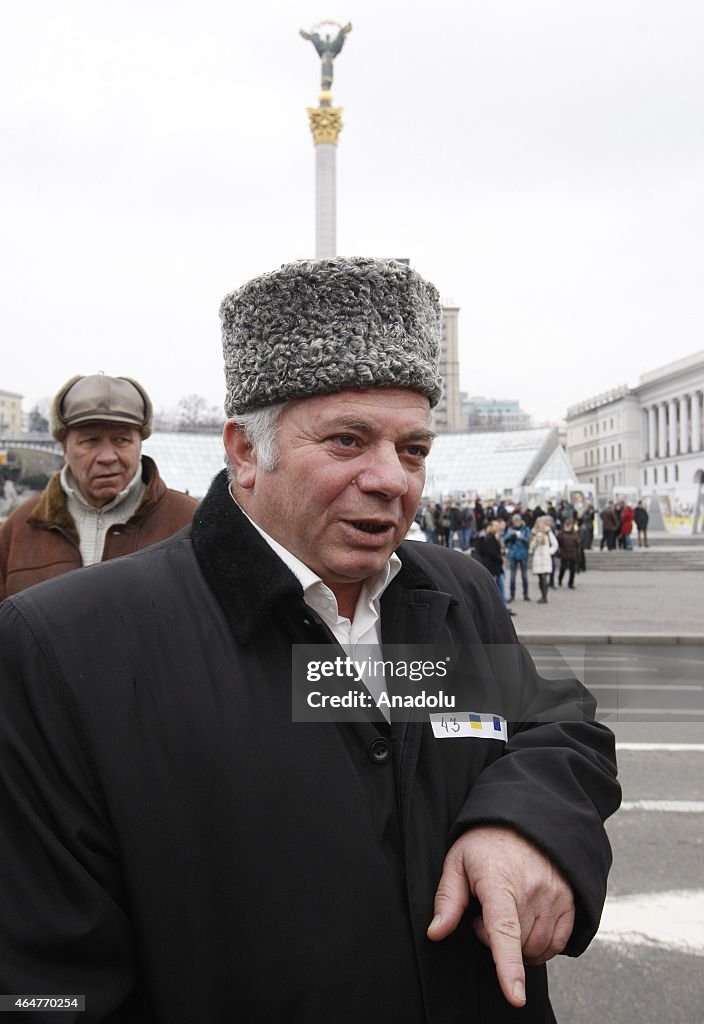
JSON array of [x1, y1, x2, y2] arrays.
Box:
[[61, 463, 147, 566]]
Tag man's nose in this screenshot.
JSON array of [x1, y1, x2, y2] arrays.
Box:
[[355, 446, 409, 498], [95, 443, 120, 463]]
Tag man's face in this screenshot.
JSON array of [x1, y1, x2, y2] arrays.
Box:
[[63, 423, 142, 508], [228, 388, 433, 611]]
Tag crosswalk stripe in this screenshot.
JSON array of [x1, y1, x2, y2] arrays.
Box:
[[620, 800, 704, 812], [616, 742, 704, 751], [596, 890, 704, 956]]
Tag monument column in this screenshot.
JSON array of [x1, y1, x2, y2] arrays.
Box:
[[301, 21, 352, 259], [307, 105, 343, 258]]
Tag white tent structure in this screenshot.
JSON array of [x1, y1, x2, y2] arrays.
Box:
[[142, 432, 225, 498], [423, 427, 581, 503]]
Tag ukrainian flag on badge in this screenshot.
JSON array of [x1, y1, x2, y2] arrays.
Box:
[[467, 713, 508, 739], [430, 712, 508, 740]]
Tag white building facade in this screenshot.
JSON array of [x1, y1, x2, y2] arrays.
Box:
[[637, 351, 704, 517], [565, 351, 704, 529]]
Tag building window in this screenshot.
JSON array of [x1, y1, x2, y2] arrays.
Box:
[[584, 426, 587, 437], [644, 468, 648, 485], [610, 418, 614, 428], [611, 445, 615, 460], [654, 467, 658, 484], [604, 447, 607, 462], [675, 464, 679, 481], [664, 466, 668, 483], [618, 443, 622, 459]]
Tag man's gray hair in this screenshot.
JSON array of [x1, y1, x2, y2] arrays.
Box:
[[227, 402, 288, 476]]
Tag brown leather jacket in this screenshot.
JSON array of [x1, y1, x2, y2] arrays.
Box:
[[0, 456, 198, 599]]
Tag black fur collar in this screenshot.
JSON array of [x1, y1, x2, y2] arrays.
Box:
[[191, 470, 439, 643]]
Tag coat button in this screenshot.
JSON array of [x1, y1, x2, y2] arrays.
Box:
[[367, 736, 392, 764]]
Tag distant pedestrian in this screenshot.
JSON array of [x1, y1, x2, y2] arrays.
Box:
[[619, 504, 635, 550], [530, 516, 559, 604], [579, 504, 595, 550], [449, 500, 463, 548], [600, 503, 619, 551], [420, 502, 436, 543], [436, 501, 452, 547], [472, 519, 513, 613], [504, 513, 531, 602], [634, 500, 649, 547], [614, 502, 625, 548], [458, 503, 475, 550], [557, 520, 581, 589]]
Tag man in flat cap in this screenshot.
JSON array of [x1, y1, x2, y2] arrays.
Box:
[[0, 259, 619, 1023], [0, 373, 197, 598]]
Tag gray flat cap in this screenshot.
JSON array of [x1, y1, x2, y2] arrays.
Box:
[[220, 257, 443, 415], [50, 374, 153, 440]]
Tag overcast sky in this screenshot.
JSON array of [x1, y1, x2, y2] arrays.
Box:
[[3, 0, 703, 425]]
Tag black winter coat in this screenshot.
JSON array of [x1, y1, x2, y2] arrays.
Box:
[[0, 471, 620, 1023]]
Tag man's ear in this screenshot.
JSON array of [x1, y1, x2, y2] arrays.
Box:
[[223, 421, 258, 489]]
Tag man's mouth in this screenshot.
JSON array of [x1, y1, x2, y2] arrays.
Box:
[[349, 520, 393, 534]]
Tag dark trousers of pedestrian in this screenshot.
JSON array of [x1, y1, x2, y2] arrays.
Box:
[[559, 559, 577, 588], [601, 529, 616, 551], [637, 528, 648, 548], [509, 559, 529, 600], [537, 574, 550, 603]]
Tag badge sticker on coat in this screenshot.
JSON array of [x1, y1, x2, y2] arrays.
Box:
[[430, 712, 508, 740]]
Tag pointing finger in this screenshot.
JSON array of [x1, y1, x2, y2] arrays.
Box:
[[474, 888, 526, 1008]]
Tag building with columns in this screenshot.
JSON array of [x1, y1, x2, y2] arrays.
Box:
[[565, 351, 704, 528], [638, 351, 704, 516]]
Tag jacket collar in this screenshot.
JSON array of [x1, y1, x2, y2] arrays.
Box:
[[28, 455, 162, 539], [190, 470, 446, 644]]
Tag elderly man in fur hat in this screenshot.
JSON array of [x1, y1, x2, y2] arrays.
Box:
[[0, 373, 197, 597], [0, 259, 619, 1023]]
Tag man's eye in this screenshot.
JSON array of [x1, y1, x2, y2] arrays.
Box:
[[335, 435, 357, 447], [405, 445, 429, 458]]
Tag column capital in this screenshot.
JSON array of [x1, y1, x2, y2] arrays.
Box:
[[307, 106, 344, 145]]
